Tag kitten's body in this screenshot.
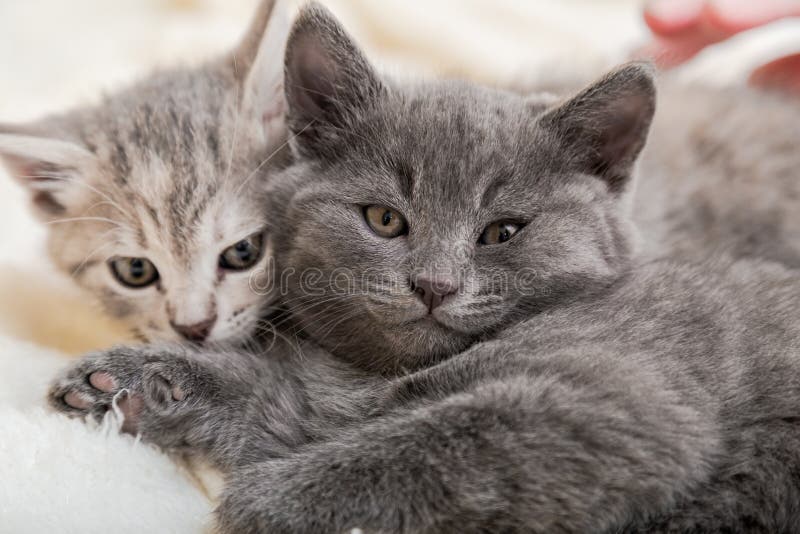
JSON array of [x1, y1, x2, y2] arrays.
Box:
[[636, 84, 800, 265], [514, 76, 800, 266], [53, 257, 800, 533], [51, 5, 800, 533]]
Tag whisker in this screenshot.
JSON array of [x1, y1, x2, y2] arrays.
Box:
[[21, 174, 135, 221], [235, 119, 316, 195], [224, 84, 242, 185], [313, 308, 362, 346], [70, 231, 118, 277], [44, 216, 125, 227], [270, 294, 360, 332]]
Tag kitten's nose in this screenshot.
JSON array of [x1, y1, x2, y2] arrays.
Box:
[[412, 276, 458, 312], [170, 315, 217, 342]]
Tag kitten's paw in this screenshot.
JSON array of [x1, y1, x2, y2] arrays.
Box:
[[48, 346, 196, 436]]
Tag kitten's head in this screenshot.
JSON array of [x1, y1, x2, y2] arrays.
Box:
[[269, 4, 656, 372], [0, 0, 290, 344]]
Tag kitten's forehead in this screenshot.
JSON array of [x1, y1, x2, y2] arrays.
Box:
[[89, 68, 238, 188], [80, 67, 269, 263], [354, 82, 565, 216]]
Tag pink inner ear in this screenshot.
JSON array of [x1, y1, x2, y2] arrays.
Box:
[[0, 154, 70, 215], [288, 32, 341, 120], [4, 154, 50, 184], [5, 154, 71, 188], [30, 191, 66, 215]]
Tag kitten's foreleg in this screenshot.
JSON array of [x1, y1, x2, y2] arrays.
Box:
[[628, 418, 800, 533], [215, 349, 721, 534], [48, 343, 307, 469]]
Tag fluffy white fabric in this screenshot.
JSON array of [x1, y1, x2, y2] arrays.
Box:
[[0, 335, 215, 534], [0, 0, 791, 532]]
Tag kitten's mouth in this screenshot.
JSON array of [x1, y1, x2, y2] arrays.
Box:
[[410, 312, 456, 332], [365, 300, 463, 333]]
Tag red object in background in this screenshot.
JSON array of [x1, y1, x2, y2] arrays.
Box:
[[749, 53, 800, 93], [639, 0, 800, 94]]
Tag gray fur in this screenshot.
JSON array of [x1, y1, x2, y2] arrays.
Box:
[[50, 259, 800, 533], [635, 82, 800, 266], [48, 3, 800, 533]]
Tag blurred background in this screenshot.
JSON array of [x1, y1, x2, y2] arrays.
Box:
[[0, 0, 797, 353], [0, 0, 646, 121]]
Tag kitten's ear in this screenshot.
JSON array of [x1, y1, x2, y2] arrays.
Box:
[[284, 3, 386, 156], [235, 0, 292, 146], [0, 124, 99, 219], [538, 62, 656, 192]]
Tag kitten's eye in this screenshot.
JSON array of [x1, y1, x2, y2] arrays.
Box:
[[364, 205, 407, 238], [109, 257, 159, 288], [479, 221, 524, 245], [219, 232, 264, 271]]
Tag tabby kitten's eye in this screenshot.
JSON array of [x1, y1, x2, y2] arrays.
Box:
[[479, 221, 524, 245], [109, 257, 159, 288], [219, 232, 264, 271], [364, 205, 407, 238]]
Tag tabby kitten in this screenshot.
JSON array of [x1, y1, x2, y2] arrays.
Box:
[[51, 5, 800, 533], [0, 0, 289, 344]]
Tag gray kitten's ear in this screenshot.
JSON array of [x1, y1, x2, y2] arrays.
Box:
[[539, 62, 656, 192], [235, 0, 291, 146], [0, 124, 99, 219], [284, 3, 385, 156]]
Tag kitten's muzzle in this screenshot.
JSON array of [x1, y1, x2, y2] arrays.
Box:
[[170, 314, 217, 343], [411, 276, 458, 313]]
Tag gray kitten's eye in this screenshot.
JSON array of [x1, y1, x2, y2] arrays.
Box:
[[479, 221, 524, 245], [109, 257, 159, 288], [219, 232, 264, 271], [364, 205, 407, 238]]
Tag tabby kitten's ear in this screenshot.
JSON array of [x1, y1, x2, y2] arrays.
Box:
[[284, 2, 386, 157], [539, 62, 656, 192], [235, 0, 292, 146], [0, 123, 99, 219]]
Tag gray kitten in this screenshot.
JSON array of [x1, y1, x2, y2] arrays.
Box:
[[50, 4, 800, 533], [0, 0, 289, 344]]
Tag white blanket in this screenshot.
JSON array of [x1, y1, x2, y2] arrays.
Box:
[[0, 0, 795, 532], [0, 335, 215, 533]]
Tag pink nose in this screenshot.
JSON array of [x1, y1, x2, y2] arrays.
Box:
[[412, 276, 458, 312], [170, 315, 217, 342]]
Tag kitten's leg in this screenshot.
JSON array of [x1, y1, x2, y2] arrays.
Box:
[[629, 418, 800, 533], [215, 349, 720, 534], [49, 343, 307, 468]]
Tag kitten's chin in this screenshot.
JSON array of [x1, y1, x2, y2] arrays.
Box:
[[365, 300, 429, 327], [366, 300, 483, 338]]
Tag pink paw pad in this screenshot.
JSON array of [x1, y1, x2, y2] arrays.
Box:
[[89, 371, 117, 392], [171, 385, 186, 401], [63, 391, 92, 410]]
